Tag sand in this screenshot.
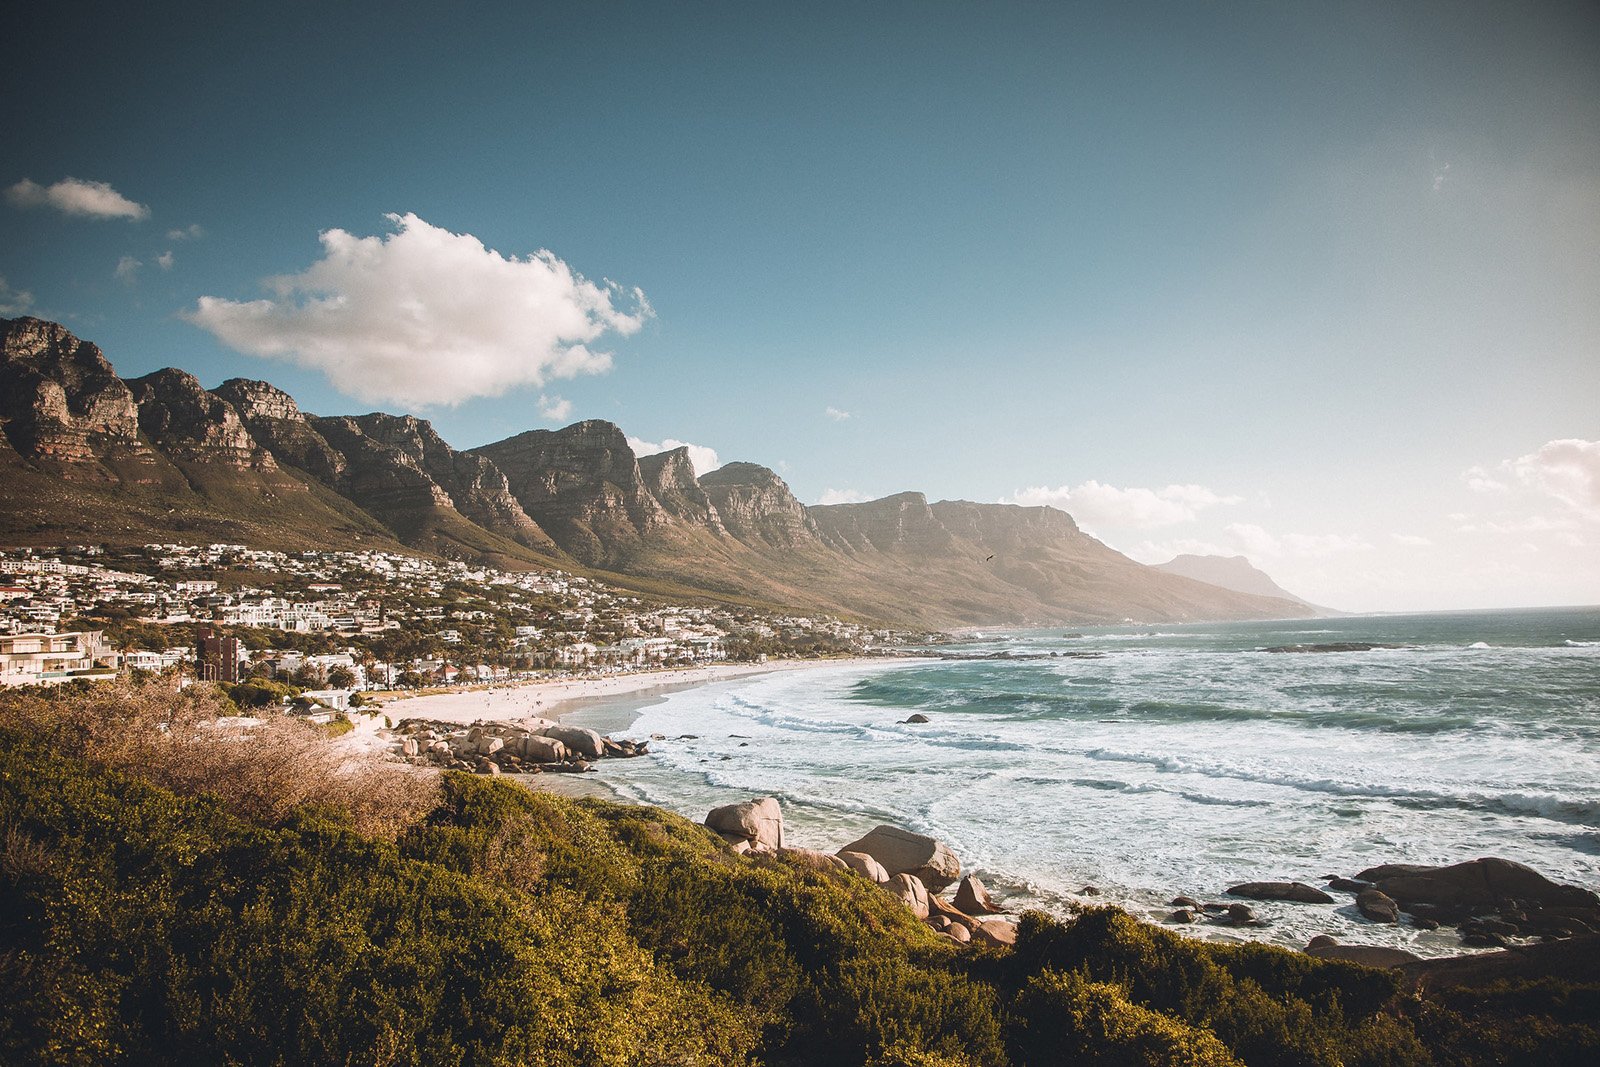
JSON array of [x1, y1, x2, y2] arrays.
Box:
[[338, 657, 891, 774]]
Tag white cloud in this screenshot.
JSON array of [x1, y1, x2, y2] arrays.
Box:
[[0, 277, 34, 315], [182, 212, 651, 408], [156, 251, 175, 271], [627, 436, 719, 476], [1225, 523, 1372, 557], [1008, 480, 1242, 530], [537, 394, 572, 421], [6, 177, 149, 220], [166, 223, 205, 240], [1507, 439, 1600, 518], [1463, 465, 1508, 493], [825, 406, 851, 421], [114, 255, 141, 284], [816, 489, 870, 505], [1391, 533, 1433, 547]]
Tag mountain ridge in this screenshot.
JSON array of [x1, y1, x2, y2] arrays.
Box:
[[0, 316, 1311, 627]]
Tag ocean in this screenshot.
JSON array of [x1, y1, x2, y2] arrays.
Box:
[[566, 607, 1600, 956]]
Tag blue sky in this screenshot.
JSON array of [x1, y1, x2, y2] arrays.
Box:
[[4, 1, 1597, 611]]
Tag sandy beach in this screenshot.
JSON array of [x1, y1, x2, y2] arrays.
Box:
[[339, 657, 895, 781]]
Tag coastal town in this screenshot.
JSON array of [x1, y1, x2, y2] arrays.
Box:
[[0, 543, 932, 693]]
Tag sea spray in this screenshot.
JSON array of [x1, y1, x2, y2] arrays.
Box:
[[586, 607, 1600, 958]]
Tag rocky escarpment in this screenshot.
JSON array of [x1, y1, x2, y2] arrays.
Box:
[[127, 369, 278, 471], [698, 462, 821, 548], [213, 378, 348, 482], [471, 421, 668, 565], [0, 317, 159, 480], [2, 315, 1320, 625], [638, 447, 725, 533], [348, 414, 556, 552], [812, 491, 954, 554]]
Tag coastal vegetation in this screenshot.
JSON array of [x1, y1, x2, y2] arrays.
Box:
[[2, 680, 1597, 1065]]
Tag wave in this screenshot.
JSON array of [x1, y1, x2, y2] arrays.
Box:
[[1564, 639, 1600, 647], [1078, 746, 1600, 825]]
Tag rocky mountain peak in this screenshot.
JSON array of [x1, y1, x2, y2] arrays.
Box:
[[212, 378, 307, 423], [638, 447, 725, 531], [127, 368, 277, 470], [0, 316, 146, 475], [470, 420, 667, 565], [698, 461, 819, 548], [812, 491, 952, 554]]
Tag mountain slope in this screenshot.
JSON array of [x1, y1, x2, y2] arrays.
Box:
[[1, 316, 1312, 625]]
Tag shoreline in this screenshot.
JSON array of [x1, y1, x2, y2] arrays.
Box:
[[339, 656, 904, 787]]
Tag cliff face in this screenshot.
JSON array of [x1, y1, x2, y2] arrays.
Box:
[[471, 421, 667, 565], [350, 413, 556, 551], [638, 447, 725, 533], [0, 315, 1316, 626], [127, 369, 278, 471], [698, 462, 821, 549], [0, 317, 158, 480], [213, 378, 348, 482], [812, 492, 953, 554]]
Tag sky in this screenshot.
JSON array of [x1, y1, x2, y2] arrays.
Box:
[[3, 0, 1597, 612]]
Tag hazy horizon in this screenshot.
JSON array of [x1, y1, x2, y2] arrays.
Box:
[[4, 1, 1596, 614]]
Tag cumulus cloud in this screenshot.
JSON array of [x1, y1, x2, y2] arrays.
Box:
[[182, 212, 651, 408], [1225, 523, 1372, 557], [627, 436, 719, 476], [816, 489, 870, 505], [156, 251, 175, 270], [825, 406, 851, 421], [0, 277, 34, 315], [166, 223, 205, 240], [537, 394, 573, 421], [1008, 480, 1242, 530], [1507, 439, 1600, 518], [114, 255, 141, 284], [6, 177, 149, 220]]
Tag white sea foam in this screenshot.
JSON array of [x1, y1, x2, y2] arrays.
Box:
[[596, 610, 1600, 957]]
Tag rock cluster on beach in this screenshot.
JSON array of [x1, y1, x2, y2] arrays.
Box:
[[1159, 856, 1600, 963], [704, 798, 1018, 949], [388, 717, 647, 775]]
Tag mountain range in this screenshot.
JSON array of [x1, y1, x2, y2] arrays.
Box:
[[0, 316, 1312, 627]]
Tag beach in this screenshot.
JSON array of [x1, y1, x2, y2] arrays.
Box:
[[340, 657, 899, 798]]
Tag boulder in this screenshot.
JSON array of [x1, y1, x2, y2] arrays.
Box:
[[1168, 909, 1196, 924], [953, 874, 1007, 915], [946, 922, 971, 943], [520, 735, 567, 762], [476, 735, 504, 756], [777, 847, 848, 872], [1227, 903, 1258, 925], [539, 725, 605, 760], [974, 920, 1017, 947], [927, 894, 980, 932], [1307, 935, 1340, 949], [705, 797, 784, 851], [1228, 881, 1336, 904], [1327, 878, 1373, 893], [401, 738, 419, 757], [1363, 858, 1600, 910], [902, 714, 930, 724], [1357, 889, 1400, 924], [1170, 895, 1201, 909], [839, 825, 961, 892], [837, 850, 891, 884], [1305, 943, 1422, 968], [887, 873, 930, 920]]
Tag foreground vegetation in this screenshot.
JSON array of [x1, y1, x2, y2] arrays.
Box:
[[1, 682, 1596, 1065]]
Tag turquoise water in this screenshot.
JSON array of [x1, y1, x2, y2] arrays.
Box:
[[586, 607, 1600, 955]]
